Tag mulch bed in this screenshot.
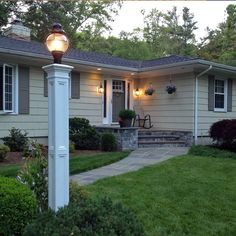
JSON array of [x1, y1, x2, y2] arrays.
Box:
[[0, 150, 104, 166]]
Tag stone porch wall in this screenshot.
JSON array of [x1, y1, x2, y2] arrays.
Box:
[[95, 126, 139, 151]]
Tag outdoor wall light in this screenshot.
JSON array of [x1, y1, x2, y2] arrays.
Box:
[[97, 82, 104, 94], [46, 23, 69, 64], [134, 88, 141, 97]]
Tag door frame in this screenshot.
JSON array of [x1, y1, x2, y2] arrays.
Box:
[[102, 77, 134, 125]]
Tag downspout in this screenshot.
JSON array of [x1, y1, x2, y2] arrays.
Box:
[[194, 65, 212, 144]]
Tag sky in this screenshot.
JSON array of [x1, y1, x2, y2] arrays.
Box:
[[108, 1, 236, 41]]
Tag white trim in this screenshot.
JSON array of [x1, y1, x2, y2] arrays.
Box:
[[214, 79, 227, 112], [3, 64, 14, 113]]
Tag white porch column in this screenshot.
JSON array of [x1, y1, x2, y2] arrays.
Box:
[[42, 64, 73, 211]]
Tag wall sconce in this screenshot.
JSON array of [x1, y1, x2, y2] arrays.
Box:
[[134, 88, 141, 97], [97, 82, 104, 94]]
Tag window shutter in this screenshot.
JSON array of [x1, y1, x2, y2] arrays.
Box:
[[71, 71, 80, 99], [44, 72, 48, 97], [208, 75, 215, 111], [227, 79, 233, 112], [19, 66, 30, 114]]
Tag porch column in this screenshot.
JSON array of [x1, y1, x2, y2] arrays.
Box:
[[42, 64, 73, 211]]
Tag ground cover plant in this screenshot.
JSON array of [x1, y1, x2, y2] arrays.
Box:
[[0, 151, 130, 177], [86, 147, 236, 236]]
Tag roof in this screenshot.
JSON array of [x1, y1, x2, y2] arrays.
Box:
[[0, 35, 196, 69]]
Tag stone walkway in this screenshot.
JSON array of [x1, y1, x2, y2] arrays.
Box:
[[71, 147, 189, 185]]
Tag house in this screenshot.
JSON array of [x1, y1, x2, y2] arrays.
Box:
[[1, 21, 236, 146]]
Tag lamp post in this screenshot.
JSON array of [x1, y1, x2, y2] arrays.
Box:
[[42, 23, 73, 211]]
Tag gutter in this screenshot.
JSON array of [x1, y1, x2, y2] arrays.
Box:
[[194, 65, 212, 144]]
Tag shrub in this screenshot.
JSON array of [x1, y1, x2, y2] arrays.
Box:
[[0, 177, 37, 236], [23, 140, 46, 158], [2, 127, 28, 151], [23, 197, 145, 236], [189, 145, 236, 159], [69, 180, 89, 204], [69, 141, 75, 153], [209, 119, 236, 151], [119, 109, 136, 119], [0, 144, 10, 162], [101, 133, 117, 151], [69, 117, 100, 150], [18, 144, 48, 212]]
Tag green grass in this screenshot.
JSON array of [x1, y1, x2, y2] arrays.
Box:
[[87, 151, 236, 236], [69, 151, 130, 175], [0, 151, 130, 177]]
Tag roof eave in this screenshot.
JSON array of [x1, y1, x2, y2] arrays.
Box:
[[0, 48, 139, 72]]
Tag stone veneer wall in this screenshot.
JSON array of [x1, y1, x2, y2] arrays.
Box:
[[95, 126, 139, 151]]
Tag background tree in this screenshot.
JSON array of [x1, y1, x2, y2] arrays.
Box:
[[19, 0, 121, 47], [0, 1, 18, 32]]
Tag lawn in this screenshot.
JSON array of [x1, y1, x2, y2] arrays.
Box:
[[0, 151, 130, 177], [87, 148, 236, 236]]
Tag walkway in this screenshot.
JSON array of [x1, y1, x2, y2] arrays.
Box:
[[71, 147, 189, 185]]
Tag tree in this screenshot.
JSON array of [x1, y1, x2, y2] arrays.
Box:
[[0, 1, 18, 31], [199, 4, 236, 65], [142, 6, 198, 57], [19, 0, 121, 47]]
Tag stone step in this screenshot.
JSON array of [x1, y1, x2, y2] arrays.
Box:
[[138, 135, 180, 141], [138, 140, 187, 148]]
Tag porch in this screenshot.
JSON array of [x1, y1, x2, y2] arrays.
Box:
[[95, 126, 193, 150]]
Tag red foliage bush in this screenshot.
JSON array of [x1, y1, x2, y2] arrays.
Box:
[[209, 119, 236, 151]]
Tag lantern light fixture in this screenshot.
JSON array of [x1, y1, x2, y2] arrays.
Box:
[[134, 88, 140, 97], [97, 82, 104, 94], [45, 23, 69, 64]]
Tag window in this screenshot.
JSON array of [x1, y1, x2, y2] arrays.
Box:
[[112, 80, 124, 93], [214, 79, 227, 111], [0, 64, 17, 113]]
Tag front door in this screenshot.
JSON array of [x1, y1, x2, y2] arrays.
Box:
[[112, 80, 125, 122]]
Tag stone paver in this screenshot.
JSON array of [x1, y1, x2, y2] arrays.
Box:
[[71, 147, 189, 185]]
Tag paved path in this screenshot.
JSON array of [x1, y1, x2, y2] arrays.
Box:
[[71, 147, 189, 185]]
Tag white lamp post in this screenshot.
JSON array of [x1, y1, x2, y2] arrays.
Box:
[[43, 23, 73, 211]]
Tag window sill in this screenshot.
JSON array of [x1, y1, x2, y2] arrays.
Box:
[[214, 109, 227, 113], [0, 111, 18, 115]]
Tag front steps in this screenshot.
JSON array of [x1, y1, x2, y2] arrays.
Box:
[[138, 129, 192, 148]]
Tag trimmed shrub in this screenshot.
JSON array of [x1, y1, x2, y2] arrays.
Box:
[[209, 119, 236, 151], [69, 180, 89, 203], [0, 144, 10, 162], [2, 127, 28, 151], [101, 133, 117, 151], [23, 197, 145, 236], [69, 117, 100, 150], [0, 177, 37, 236]]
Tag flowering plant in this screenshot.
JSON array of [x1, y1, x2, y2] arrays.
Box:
[[145, 85, 155, 95], [166, 84, 176, 94]]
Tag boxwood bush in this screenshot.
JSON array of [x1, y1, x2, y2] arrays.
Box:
[[101, 133, 117, 151], [0, 144, 10, 162], [69, 117, 100, 150], [23, 197, 144, 236], [0, 177, 37, 236]]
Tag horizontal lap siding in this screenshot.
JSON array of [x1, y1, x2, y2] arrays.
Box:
[[135, 72, 194, 131], [198, 75, 236, 136], [0, 68, 102, 138]]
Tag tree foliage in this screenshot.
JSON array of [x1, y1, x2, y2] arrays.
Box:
[[19, 0, 121, 47]]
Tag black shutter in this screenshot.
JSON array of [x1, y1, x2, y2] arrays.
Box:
[[71, 71, 80, 99], [19, 66, 30, 114], [227, 79, 233, 112], [208, 75, 215, 111], [44, 72, 48, 97]]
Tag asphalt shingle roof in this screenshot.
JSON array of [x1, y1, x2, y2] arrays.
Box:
[[0, 35, 196, 69]]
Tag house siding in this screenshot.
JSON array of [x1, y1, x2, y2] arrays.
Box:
[[0, 66, 103, 139], [134, 72, 195, 131], [198, 74, 236, 136]]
